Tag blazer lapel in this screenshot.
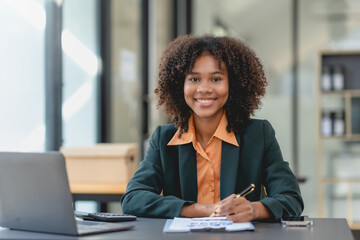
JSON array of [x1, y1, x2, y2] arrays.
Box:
[[178, 144, 198, 201], [220, 135, 241, 199]]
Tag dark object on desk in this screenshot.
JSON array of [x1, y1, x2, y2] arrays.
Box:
[[0, 151, 135, 236], [190, 227, 226, 232], [75, 211, 137, 222], [281, 215, 313, 227]]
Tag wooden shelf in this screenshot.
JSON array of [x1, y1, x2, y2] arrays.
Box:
[[321, 135, 360, 141], [320, 50, 360, 55], [321, 90, 360, 97], [317, 51, 360, 222], [321, 178, 360, 184]]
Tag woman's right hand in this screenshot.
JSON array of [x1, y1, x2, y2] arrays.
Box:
[[211, 194, 271, 222]]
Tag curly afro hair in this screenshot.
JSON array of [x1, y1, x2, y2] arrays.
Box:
[[154, 34, 268, 136]]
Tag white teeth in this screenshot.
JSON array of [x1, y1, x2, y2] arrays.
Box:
[[197, 99, 214, 104]]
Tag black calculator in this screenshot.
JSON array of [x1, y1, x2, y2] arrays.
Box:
[[75, 211, 137, 222]]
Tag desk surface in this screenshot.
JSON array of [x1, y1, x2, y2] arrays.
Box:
[[0, 218, 354, 240]]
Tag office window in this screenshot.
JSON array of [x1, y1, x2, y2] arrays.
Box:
[[109, 0, 142, 145], [61, 0, 100, 213], [109, 0, 173, 156], [148, 0, 173, 134], [62, 0, 99, 147], [0, 0, 46, 151]]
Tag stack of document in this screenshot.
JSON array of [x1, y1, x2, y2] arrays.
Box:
[[163, 217, 255, 232]]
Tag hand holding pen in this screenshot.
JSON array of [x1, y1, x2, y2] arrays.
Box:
[[209, 184, 255, 219]]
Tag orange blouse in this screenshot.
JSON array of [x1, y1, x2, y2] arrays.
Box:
[[168, 112, 239, 204]]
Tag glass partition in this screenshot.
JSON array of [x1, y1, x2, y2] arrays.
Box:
[[109, 0, 142, 145], [62, 0, 99, 147], [0, 0, 46, 151]]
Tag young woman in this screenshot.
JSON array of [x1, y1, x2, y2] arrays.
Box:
[[121, 35, 303, 222]]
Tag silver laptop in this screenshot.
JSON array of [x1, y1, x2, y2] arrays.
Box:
[[0, 151, 134, 236]]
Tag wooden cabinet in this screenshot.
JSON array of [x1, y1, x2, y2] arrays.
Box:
[[317, 51, 360, 229], [60, 143, 139, 195]]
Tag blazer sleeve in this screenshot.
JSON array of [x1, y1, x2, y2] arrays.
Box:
[[121, 126, 194, 218], [259, 120, 304, 220]]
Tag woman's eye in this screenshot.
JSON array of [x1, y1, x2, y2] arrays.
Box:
[[212, 78, 221, 82], [189, 78, 198, 82]]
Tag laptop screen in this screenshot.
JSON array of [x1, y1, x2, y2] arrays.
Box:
[[0, 152, 78, 235]]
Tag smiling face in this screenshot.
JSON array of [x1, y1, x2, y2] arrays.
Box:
[[184, 54, 229, 123]]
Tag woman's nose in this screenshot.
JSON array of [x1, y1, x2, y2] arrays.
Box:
[[197, 80, 212, 93]]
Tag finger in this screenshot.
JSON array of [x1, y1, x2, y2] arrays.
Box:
[[218, 197, 247, 215], [214, 194, 236, 214], [227, 211, 252, 223], [226, 204, 254, 223], [219, 194, 237, 205], [221, 195, 245, 208], [211, 204, 220, 216], [224, 203, 247, 216]]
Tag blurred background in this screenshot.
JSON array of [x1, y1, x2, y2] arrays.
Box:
[[1, 0, 360, 233]]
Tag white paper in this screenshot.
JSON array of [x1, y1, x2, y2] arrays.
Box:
[[166, 218, 192, 232], [164, 217, 255, 232]]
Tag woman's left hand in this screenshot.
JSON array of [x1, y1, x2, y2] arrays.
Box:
[[214, 194, 254, 222]]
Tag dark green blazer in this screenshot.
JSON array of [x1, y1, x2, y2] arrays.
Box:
[[121, 119, 303, 220]]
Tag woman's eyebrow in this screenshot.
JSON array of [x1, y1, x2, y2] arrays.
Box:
[[188, 72, 200, 75], [188, 71, 224, 75], [211, 71, 224, 75]]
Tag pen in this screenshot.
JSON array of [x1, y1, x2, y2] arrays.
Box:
[[235, 183, 255, 198], [209, 184, 255, 217]]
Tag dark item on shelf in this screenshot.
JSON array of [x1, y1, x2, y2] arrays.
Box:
[[351, 98, 360, 135], [322, 54, 360, 90]]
